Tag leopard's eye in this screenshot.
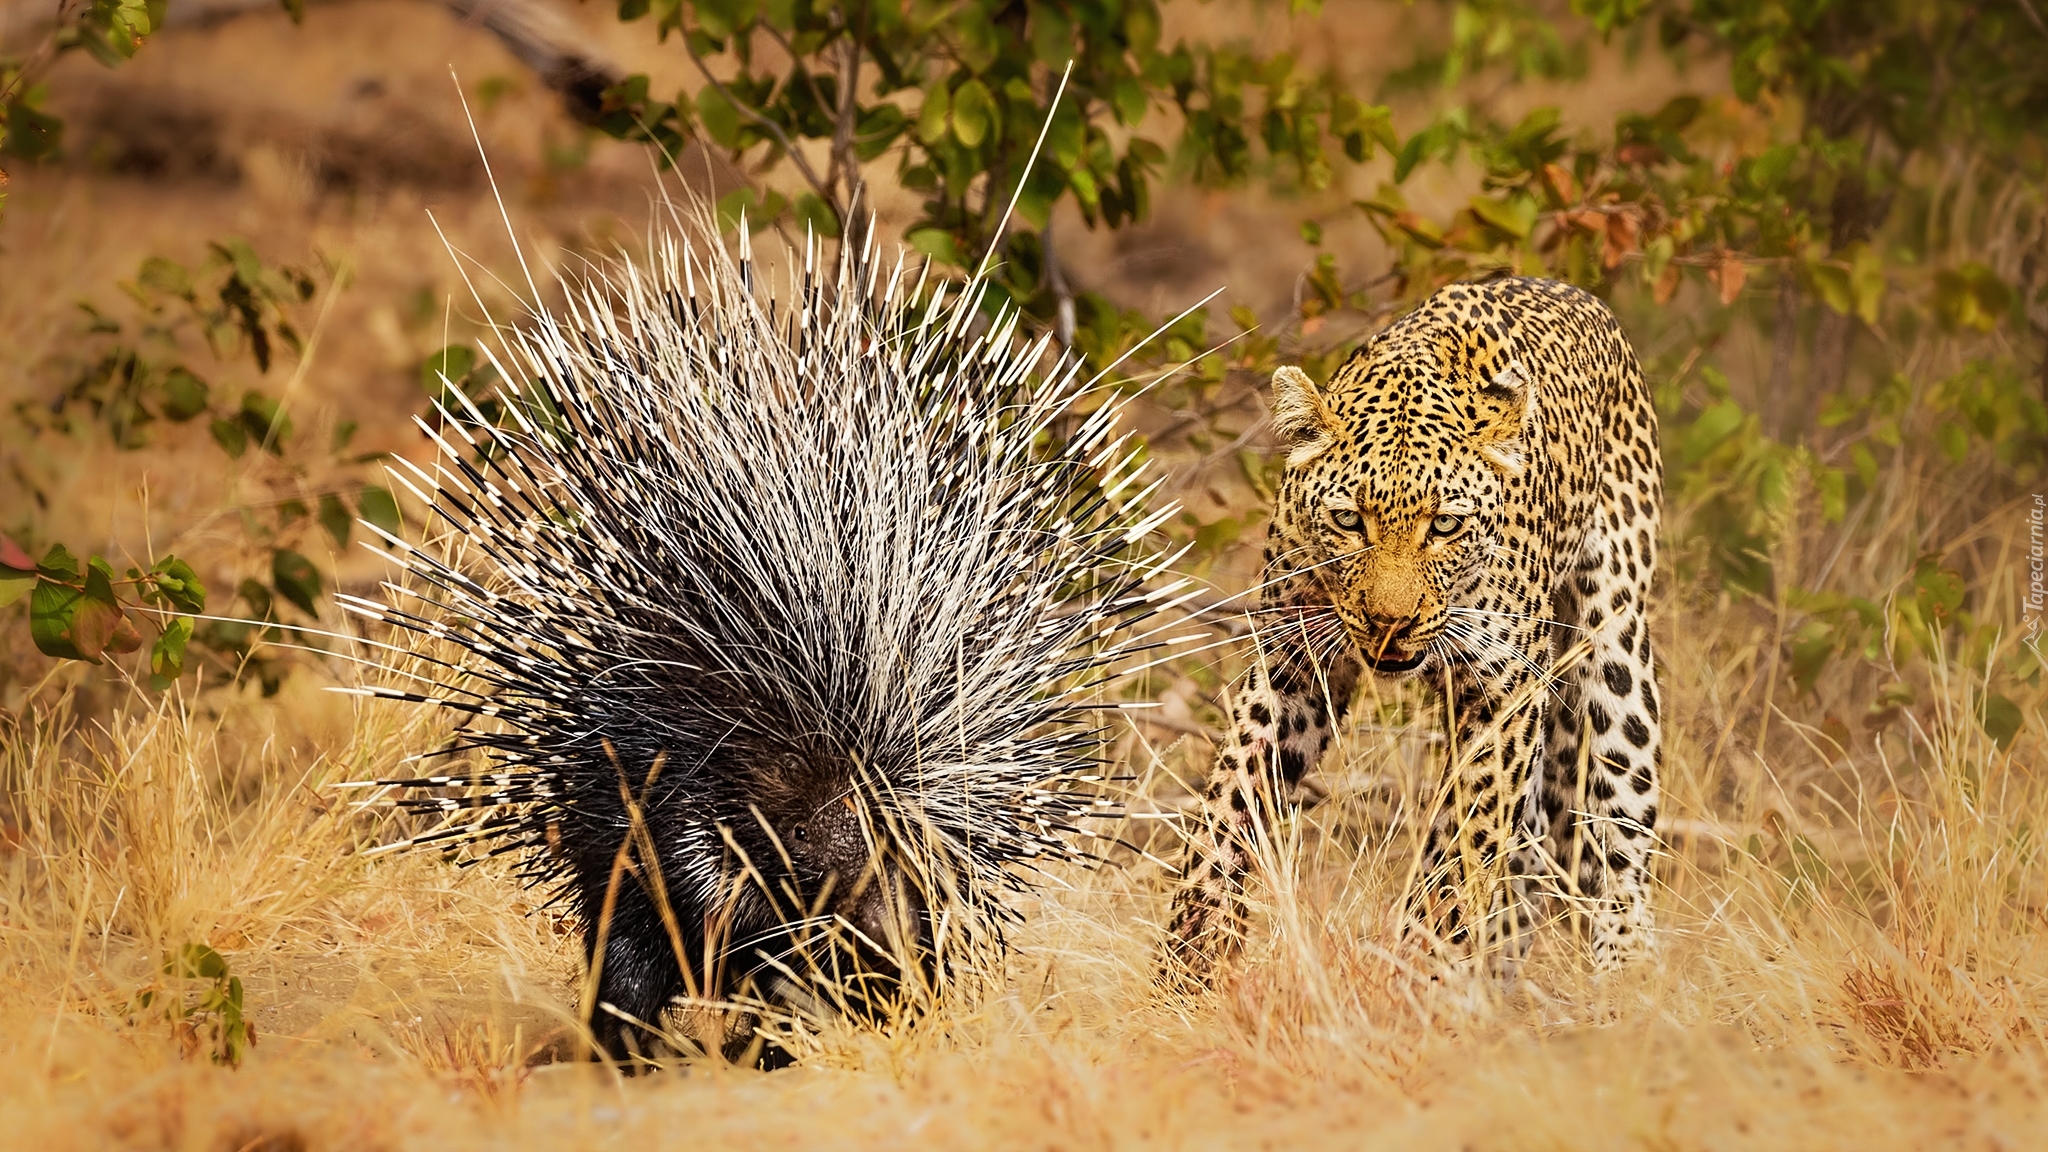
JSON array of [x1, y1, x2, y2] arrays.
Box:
[[1431, 514, 1464, 536], [1331, 508, 1363, 532]]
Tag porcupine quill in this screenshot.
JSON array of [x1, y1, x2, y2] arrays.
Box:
[[327, 199, 1220, 1066]]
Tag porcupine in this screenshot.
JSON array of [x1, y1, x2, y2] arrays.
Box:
[[334, 218, 1191, 1066]]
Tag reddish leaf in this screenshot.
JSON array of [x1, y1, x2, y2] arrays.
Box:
[[107, 613, 144, 655], [1653, 262, 1681, 304], [0, 533, 33, 575], [1568, 209, 1607, 234], [1602, 212, 1640, 269], [1617, 141, 1666, 166], [1540, 162, 1577, 206], [1712, 251, 1748, 305], [68, 596, 125, 663]]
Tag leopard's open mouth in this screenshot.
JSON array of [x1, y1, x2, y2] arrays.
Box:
[[1361, 649, 1427, 673]]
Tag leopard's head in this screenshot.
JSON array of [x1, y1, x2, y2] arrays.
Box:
[[1267, 319, 1536, 677]]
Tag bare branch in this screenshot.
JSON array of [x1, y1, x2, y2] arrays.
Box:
[[438, 0, 623, 125], [0, 0, 89, 110], [1042, 217, 1075, 347], [678, 25, 832, 204], [1, 0, 627, 126], [827, 28, 864, 243]]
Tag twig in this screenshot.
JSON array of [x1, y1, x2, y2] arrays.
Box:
[[0, 0, 630, 125], [0, 0, 88, 110], [439, 0, 623, 125], [1043, 216, 1075, 347], [824, 8, 866, 241], [678, 26, 831, 203]]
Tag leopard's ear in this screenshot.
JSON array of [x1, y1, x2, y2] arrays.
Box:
[[1472, 359, 1536, 478], [1271, 366, 1339, 468]]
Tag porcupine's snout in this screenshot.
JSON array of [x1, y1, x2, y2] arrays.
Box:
[[771, 786, 935, 992]]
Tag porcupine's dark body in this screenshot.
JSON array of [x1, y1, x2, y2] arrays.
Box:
[[339, 226, 1181, 1065]]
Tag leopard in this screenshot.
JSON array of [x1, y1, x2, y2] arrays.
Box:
[[1162, 276, 1664, 985]]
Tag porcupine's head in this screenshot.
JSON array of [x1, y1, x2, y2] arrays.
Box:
[[337, 220, 1187, 1063]]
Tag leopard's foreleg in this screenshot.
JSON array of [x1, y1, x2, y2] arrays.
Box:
[[1163, 641, 1357, 986]]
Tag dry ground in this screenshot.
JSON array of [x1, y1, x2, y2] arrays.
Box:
[[3, 3, 2045, 1149]]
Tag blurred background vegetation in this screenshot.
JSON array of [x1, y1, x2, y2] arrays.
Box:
[[3, 0, 2042, 741]]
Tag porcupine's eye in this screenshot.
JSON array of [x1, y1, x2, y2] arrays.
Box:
[[1330, 508, 1363, 532], [1431, 514, 1464, 536]]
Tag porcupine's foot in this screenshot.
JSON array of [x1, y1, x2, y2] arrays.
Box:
[[587, 915, 688, 1071], [720, 1015, 801, 1071]]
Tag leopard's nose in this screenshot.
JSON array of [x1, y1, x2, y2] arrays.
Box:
[[1365, 611, 1416, 645]]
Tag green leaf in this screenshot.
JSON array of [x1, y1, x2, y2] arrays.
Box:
[[168, 942, 229, 981], [1912, 561, 1964, 621], [318, 493, 352, 548], [30, 576, 88, 661], [357, 487, 402, 538], [210, 417, 249, 459], [150, 616, 194, 687], [0, 570, 30, 609], [236, 578, 274, 621], [1934, 264, 2011, 333], [1468, 194, 1537, 240], [1808, 256, 1854, 317], [147, 556, 207, 615], [1848, 245, 1885, 325], [0, 533, 32, 607], [159, 367, 210, 421], [271, 550, 322, 618], [696, 85, 745, 150], [37, 543, 81, 581], [1681, 401, 1745, 463], [906, 228, 961, 268], [954, 7, 998, 72], [792, 192, 841, 239], [32, 558, 127, 664], [1, 99, 63, 162], [1650, 94, 1702, 133], [238, 390, 291, 453], [1112, 76, 1148, 127], [1815, 467, 1847, 523], [714, 187, 785, 234], [1788, 619, 1834, 694], [853, 104, 908, 161], [916, 82, 950, 146], [220, 238, 263, 290], [950, 79, 993, 148], [135, 257, 192, 300], [1980, 692, 2023, 750], [1937, 422, 1968, 462], [1028, 2, 1073, 66], [421, 344, 478, 396]]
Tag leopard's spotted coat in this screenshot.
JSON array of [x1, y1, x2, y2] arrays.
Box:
[[1165, 277, 1663, 981]]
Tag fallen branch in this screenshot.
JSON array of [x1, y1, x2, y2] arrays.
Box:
[[0, 0, 625, 125]]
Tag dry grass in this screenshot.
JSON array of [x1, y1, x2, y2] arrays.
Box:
[[1, 492, 2042, 1149], [4, 3, 2047, 1148]]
